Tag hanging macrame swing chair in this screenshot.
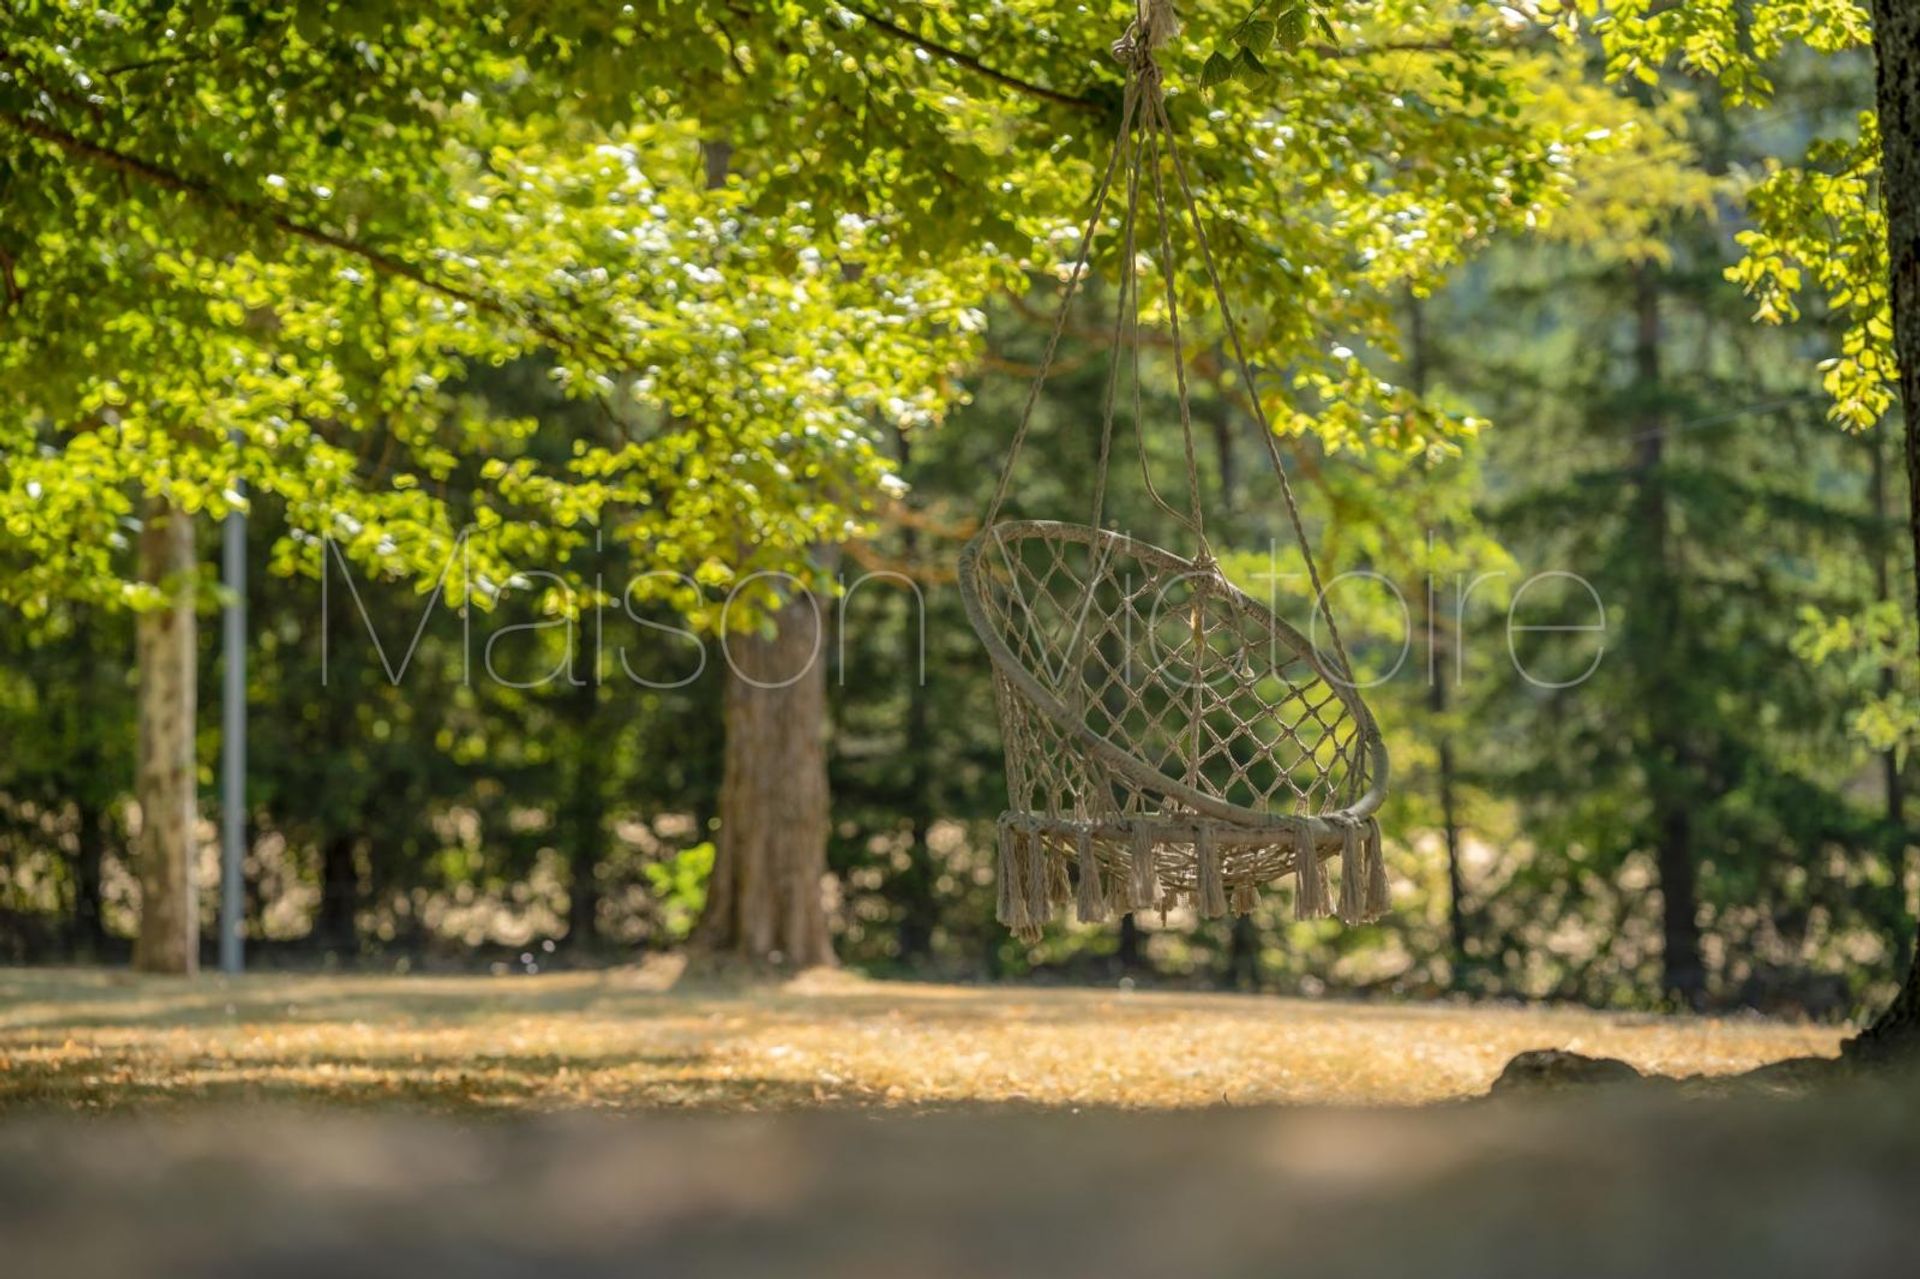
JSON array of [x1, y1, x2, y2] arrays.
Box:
[[958, 0, 1391, 941]]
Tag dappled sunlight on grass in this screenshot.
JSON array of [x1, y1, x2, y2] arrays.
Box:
[[0, 967, 1844, 1114]]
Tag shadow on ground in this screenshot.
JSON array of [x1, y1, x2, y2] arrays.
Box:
[[2, 1086, 1917, 1278]]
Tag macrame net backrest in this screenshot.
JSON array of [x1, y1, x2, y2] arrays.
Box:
[[958, 0, 1391, 940]]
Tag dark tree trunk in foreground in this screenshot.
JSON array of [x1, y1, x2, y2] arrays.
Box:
[[695, 589, 835, 968], [1859, 0, 1920, 1053], [133, 496, 198, 975]]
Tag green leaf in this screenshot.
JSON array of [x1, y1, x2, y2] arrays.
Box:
[[1276, 5, 1309, 50], [1200, 50, 1235, 88]]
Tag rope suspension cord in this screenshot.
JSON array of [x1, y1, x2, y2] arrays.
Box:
[[1139, 92, 1209, 556], [1148, 84, 1361, 688], [982, 72, 1143, 528], [957, 0, 1391, 937], [981, 0, 1357, 686], [1086, 81, 1143, 535]]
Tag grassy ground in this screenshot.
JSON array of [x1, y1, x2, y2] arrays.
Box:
[[0, 964, 1843, 1113], [6, 967, 1906, 1277]]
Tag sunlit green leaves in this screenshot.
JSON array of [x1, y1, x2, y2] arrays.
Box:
[[1, 0, 1684, 628]]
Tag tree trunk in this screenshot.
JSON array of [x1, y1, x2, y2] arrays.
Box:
[[71, 798, 108, 957], [1629, 264, 1705, 1008], [695, 588, 835, 968], [1223, 916, 1258, 991], [132, 495, 198, 975], [891, 431, 938, 963], [1432, 647, 1468, 972], [316, 832, 359, 953], [66, 609, 109, 957], [564, 675, 606, 951], [1869, 434, 1915, 992], [1407, 293, 1471, 977], [1858, 0, 1920, 1052]]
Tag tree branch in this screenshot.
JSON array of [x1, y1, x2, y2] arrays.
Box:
[[0, 107, 607, 364], [837, 3, 1104, 112]]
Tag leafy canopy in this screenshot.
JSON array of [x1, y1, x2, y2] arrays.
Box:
[[2, 1, 1673, 625]]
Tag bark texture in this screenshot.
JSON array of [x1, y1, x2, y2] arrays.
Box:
[[132, 496, 198, 975], [1860, 0, 1920, 1052], [695, 590, 835, 967]]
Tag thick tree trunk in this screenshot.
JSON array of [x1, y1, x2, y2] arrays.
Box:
[[695, 589, 835, 967], [1859, 0, 1920, 1052], [1868, 436, 1915, 992], [132, 496, 198, 975]]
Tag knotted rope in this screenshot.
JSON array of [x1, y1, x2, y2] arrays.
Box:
[[1110, 0, 1180, 65]]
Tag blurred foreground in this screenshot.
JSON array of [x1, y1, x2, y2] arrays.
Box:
[[4, 1086, 1919, 1278]]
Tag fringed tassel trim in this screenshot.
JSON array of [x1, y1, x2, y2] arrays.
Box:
[[1294, 823, 1330, 921], [1337, 821, 1366, 925], [1363, 817, 1391, 920], [995, 822, 1021, 928], [1047, 847, 1073, 913], [1075, 828, 1109, 924], [1128, 824, 1159, 910], [1106, 859, 1133, 916], [1020, 826, 1051, 941], [1195, 826, 1228, 918]]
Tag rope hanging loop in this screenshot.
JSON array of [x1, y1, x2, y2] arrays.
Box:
[[1111, 0, 1180, 67]]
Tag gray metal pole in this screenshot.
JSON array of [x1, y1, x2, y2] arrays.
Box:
[[219, 484, 247, 974]]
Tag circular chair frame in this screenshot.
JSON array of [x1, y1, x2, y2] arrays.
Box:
[[961, 521, 1391, 935]]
